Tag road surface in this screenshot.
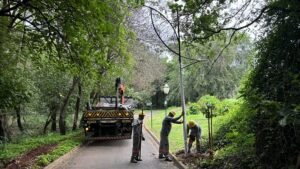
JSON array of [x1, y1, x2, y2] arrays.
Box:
[[50, 128, 179, 169]]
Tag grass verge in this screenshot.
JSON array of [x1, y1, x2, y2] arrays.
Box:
[[0, 130, 84, 168]]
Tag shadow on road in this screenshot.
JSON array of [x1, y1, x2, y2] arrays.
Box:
[[86, 139, 131, 147]]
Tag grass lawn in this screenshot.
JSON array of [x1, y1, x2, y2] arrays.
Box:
[[144, 106, 224, 153]]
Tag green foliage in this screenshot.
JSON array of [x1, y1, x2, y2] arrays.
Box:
[[36, 134, 83, 167], [201, 98, 257, 168], [188, 102, 201, 115], [165, 33, 252, 105], [0, 131, 82, 164], [0, 0, 136, 139], [216, 99, 238, 115], [239, 1, 300, 168], [198, 95, 220, 117]]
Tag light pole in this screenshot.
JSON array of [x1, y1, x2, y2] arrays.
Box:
[[163, 84, 170, 116], [144, 4, 207, 155], [146, 102, 153, 128]]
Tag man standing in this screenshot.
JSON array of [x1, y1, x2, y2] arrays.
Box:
[[131, 112, 145, 163], [187, 120, 201, 153], [159, 111, 183, 161]]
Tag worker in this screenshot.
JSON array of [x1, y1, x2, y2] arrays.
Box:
[[187, 120, 201, 153], [131, 112, 145, 163], [159, 111, 183, 161]]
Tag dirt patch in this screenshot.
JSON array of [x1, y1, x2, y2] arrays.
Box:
[[5, 144, 58, 169], [175, 149, 214, 168]]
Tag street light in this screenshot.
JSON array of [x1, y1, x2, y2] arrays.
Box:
[[163, 84, 170, 116], [144, 5, 207, 155]]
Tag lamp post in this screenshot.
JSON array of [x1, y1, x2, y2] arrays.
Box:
[[146, 102, 153, 128], [144, 4, 207, 155], [163, 84, 170, 116]]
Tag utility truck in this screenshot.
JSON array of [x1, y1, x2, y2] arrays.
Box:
[[82, 78, 134, 140]]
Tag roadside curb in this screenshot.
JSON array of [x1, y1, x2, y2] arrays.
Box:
[[44, 143, 84, 169], [144, 126, 188, 169]]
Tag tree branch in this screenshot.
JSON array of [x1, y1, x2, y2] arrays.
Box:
[[206, 30, 237, 75], [0, 0, 30, 16], [149, 8, 180, 56], [190, 6, 269, 41]]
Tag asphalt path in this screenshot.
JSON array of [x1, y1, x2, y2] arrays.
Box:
[[52, 127, 179, 169]]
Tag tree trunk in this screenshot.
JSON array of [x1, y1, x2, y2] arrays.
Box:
[[50, 105, 60, 132], [15, 106, 24, 132], [43, 112, 52, 134], [59, 77, 80, 135], [72, 79, 82, 131], [91, 92, 98, 105], [0, 115, 5, 141], [44, 106, 58, 134], [51, 110, 57, 132], [0, 114, 10, 142]]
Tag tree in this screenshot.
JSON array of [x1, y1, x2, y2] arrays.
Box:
[[127, 40, 166, 104], [165, 33, 252, 104], [241, 1, 300, 167], [169, 0, 300, 168], [0, 0, 138, 136]]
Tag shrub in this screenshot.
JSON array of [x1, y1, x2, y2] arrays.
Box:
[[198, 95, 220, 117], [216, 98, 238, 115], [188, 102, 201, 115]]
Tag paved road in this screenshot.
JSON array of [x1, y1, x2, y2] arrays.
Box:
[[52, 128, 179, 169]]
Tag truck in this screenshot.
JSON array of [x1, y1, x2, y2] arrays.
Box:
[[82, 78, 134, 140]]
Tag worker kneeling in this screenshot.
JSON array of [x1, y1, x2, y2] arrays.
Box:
[[187, 120, 201, 153], [131, 112, 145, 163]]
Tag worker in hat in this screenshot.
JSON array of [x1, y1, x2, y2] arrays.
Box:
[[159, 111, 183, 161], [131, 112, 145, 163], [187, 120, 202, 153]]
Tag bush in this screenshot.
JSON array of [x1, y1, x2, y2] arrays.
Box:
[[188, 102, 201, 115], [198, 95, 220, 117], [216, 99, 238, 115]]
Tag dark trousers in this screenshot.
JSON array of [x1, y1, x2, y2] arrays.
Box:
[[159, 133, 169, 156], [132, 135, 141, 157]]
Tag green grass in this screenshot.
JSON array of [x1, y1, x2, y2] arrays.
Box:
[[0, 130, 84, 167], [35, 133, 84, 167], [144, 106, 226, 153]]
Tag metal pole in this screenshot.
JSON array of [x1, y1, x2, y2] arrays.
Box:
[[211, 108, 213, 149], [164, 97, 167, 117], [177, 8, 188, 156], [151, 104, 153, 128], [207, 108, 211, 149], [165, 106, 167, 116]]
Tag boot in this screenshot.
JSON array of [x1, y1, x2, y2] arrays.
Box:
[[165, 156, 172, 162], [131, 156, 138, 163], [158, 154, 165, 159], [135, 156, 142, 161], [188, 144, 192, 153]]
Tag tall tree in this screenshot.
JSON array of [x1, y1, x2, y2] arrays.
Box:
[[126, 40, 166, 103], [172, 0, 300, 168], [165, 33, 252, 103], [241, 1, 300, 167]]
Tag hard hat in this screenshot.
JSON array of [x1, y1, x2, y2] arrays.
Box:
[[138, 112, 145, 119], [188, 120, 196, 128], [169, 111, 176, 116]]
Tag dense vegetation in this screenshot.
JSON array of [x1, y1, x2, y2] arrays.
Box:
[[1, 0, 299, 169], [164, 0, 300, 168], [0, 0, 140, 139]]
